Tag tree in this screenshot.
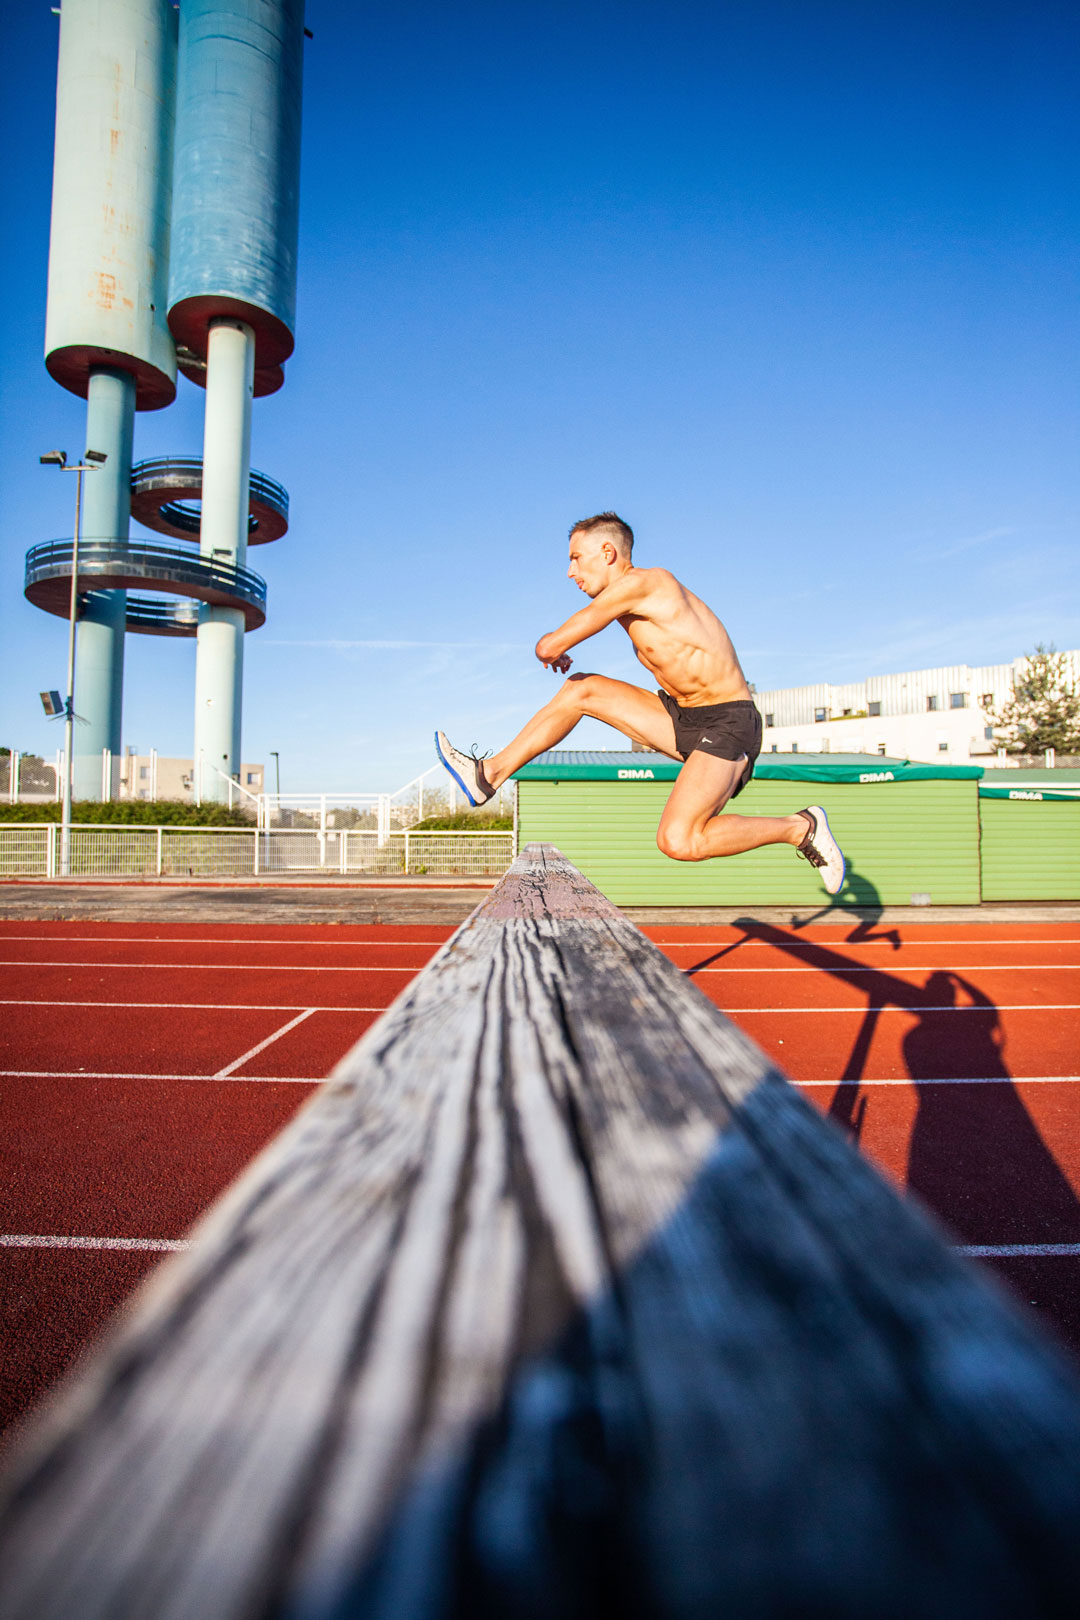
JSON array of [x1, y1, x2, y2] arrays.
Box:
[[989, 645, 1080, 755]]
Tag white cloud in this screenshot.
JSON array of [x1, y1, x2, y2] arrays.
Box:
[[930, 525, 1016, 560]]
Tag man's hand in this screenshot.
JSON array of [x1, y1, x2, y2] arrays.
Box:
[[535, 634, 572, 674]]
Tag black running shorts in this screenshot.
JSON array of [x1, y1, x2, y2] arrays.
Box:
[[657, 692, 763, 798]]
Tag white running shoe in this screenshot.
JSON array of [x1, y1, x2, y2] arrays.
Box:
[[795, 805, 846, 895], [434, 731, 495, 807]]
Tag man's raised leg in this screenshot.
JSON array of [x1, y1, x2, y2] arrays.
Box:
[[438, 674, 680, 803], [656, 751, 846, 891]]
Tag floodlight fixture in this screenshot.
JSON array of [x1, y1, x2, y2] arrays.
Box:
[[85, 448, 108, 464], [40, 450, 67, 467]]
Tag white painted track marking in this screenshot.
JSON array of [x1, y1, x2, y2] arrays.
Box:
[[689, 964, 1080, 973], [729, 1004, 1080, 1013], [958, 1244, 1080, 1258], [3, 951, 1078, 967], [214, 1009, 317, 1078], [4, 1233, 1073, 1259], [3, 1070, 1077, 1087], [0, 1070, 318, 1083], [8, 952, 1080, 965], [0, 999, 386, 1011], [651, 937, 1080, 946], [0, 1234, 191, 1251], [2, 997, 1077, 1017], [0, 961, 417, 973], [0, 936, 451, 946], [2, 933, 1077, 946], [795, 1075, 1080, 1086]]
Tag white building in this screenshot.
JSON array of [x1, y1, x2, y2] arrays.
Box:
[[753, 651, 1080, 764], [118, 753, 264, 802]]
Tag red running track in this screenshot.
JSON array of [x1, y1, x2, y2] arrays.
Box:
[[2, 916, 1079, 1443]]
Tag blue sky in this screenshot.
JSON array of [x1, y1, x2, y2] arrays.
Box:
[[2, 0, 1078, 791]]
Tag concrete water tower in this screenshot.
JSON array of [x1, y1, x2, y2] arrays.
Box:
[[169, 0, 303, 798], [25, 0, 304, 802]]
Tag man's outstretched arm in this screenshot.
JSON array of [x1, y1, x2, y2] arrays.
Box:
[[535, 572, 649, 670]]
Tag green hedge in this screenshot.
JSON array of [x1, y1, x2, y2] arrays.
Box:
[[412, 811, 513, 831], [0, 800, 253, 827]]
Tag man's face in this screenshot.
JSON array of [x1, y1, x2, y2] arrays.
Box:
[[567, 530, 613, 597]]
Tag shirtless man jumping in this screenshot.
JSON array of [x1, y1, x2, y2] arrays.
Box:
[[436, 511, 846, 894]]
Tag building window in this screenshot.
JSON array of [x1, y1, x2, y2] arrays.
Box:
[[764, 713, 774, 728], [938, 741, 949, 752], [247, 772, 256, 785], [791, 742, 799, 753], [770, 743, 778, 753], [877, 743, 887, 756], [139, 766, 148, 780], [981, 693, 993, 707], [949, 692, 967, 709], [814, 707, 828, 723], [927, 695, 939, 712], [984, 726, 994, 741], [868, 701, 881, 717]]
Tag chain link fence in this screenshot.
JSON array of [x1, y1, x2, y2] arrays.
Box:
[[0, 825, 515, 880]]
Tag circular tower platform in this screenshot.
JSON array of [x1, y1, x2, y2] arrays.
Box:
[[130, 458, 289, 543], [25, 539, 267, 633]]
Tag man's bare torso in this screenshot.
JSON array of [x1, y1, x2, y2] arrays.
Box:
[[615, 568, 752, 707]]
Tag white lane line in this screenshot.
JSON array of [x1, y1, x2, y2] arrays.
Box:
[[729, 1003, 1080, 1013], [795, 1075, 1080, 1086], [0, 1070, 319, 1083], [214, 1008, 316, 1079], [3, 948, 1074, 968], [0, 961, 415, 973], [653, 938, 1080, 949], [5, 1070, 1077, 1088], [690, 964, 1080, 974], [0, 936, 449, 947], [0, 999, 386, 1011], [958, 1244, 1080, 1258], [0, 1233, 191, 1252], [4, 1233, 1074, 1260]]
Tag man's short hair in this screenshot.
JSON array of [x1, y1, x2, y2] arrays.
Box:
[[569, 511, 634, 557]]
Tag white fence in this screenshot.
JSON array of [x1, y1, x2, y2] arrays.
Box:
[[0, 826, 516, 881]]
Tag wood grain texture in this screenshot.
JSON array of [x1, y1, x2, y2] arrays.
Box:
[[2, 844, 1080, 1619]]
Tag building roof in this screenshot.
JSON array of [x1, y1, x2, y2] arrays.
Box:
[[513, 750, 984, 783]]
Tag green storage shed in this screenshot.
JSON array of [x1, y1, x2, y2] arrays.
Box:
[[978, 769, 1080, 901], [514, 751, 983, 907]]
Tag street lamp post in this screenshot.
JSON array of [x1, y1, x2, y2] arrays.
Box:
[[40, 448, 107, 877], [270, 750, 280, 797]]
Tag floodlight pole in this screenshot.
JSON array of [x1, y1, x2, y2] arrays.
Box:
[[59, 463, 87, 877], [41, 451, 105, 878]]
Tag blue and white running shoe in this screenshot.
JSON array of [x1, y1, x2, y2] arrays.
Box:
[[795, 805, 846, 895], [435, 731, 494, 807]]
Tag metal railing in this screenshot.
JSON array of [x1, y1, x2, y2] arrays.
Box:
[[24, 539, 268, 629], [0, 825, 516, 880], [130, 458, 289, 542]]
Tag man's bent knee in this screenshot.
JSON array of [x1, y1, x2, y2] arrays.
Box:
[[561, 672, 603, 709], [657, 823, 702, 862]]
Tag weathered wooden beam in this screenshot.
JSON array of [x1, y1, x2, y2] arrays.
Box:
[[2, 844, 1080, 1619]]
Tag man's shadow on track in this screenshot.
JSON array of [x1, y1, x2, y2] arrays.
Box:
[[683, 870, 1080, 1249]]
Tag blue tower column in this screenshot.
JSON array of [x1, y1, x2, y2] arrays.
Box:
[[73, 368, 135, 800], [192, 318, 255, 800]]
